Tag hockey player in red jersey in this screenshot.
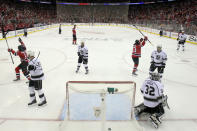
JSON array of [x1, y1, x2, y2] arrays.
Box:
[[8, 38, 30, 81], [72, 25, 77, 45], [132, 36, 148, 76]]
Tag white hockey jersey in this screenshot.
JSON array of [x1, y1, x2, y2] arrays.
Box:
[[141, 78, 164, 108], [28, 58, 44, 80], [178, 33, 187, 42], [151, 50, 167, 66], [78, 45, 88, 59]]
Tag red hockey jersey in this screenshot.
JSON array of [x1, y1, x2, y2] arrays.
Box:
[[132, 40, 146, 58], [11, 50, 28, 62], [72, 28, 76, 35]]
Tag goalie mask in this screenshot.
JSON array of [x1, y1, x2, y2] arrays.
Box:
[[150, 73, 160, 81]]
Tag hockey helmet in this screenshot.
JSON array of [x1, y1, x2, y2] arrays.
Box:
[[150, 72, 160, 81], [81, 41, 85, 47], [18, 45, 26, 51], [157, 44, 162, 52], [135, 40, 140, 45], [27, 50, 35, 58]]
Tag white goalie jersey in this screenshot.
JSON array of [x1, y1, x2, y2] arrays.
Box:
[[141, 78, 164, 108], [151, 51, 167, 66], [28, 58, 44, 80], [78, 45, 88, 59]]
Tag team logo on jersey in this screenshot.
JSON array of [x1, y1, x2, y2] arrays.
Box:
[[156, 55, 161, 60]]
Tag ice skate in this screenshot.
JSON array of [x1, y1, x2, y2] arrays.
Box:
[[85, 69, 89, 75], [76, 69, 79, 73], [28, 99, 37, 106], [38, 100, 47, 106], [132, 71, 137, 76], [13, 77, 20, 81]]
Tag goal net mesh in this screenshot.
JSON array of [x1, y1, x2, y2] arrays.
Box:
[[60, 81, 143, 131], [65, 81, 136, 121]]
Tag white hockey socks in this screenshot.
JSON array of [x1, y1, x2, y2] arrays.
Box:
[[28, 87, 36, 102], [37, 89, 46, 102], [177, 44, 180, 50]]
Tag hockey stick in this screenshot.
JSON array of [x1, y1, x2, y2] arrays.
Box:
[[28, 51, 40, 64], [1, 27, 14, 64], [132, 25, 154, 46], [35, 51, 40, 61], [1, 12, 14, 64]]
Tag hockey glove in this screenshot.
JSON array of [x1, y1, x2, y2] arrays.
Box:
[[144, 36, 148, 41], [151, 61, 155, 64], [8, 48, 12, 52], [77, 52, 80, 56], [161, 63, 166, 68], [140, 38, 143, 42], [177, 38, 179, 41], [28, 65, 36, 71], [18, 37, 22, 43]]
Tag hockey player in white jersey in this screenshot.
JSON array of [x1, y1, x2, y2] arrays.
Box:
[[27, 51, 47, 106], [134, 73, 168, 128], [177, 31, 187, 51], [149, 45, 167, 78], [76, 42, 89, 74]]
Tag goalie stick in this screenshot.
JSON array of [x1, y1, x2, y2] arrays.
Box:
[[133, 25, 154, 46]]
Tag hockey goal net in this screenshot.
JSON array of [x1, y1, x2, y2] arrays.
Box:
[[59, 81, 143, 131]]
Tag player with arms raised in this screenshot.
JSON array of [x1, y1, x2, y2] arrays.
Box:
[[134, 73, 169, 128], [132, 36, 148, 76], [8, 38, 30, 81], [76, 42, 89, 74]]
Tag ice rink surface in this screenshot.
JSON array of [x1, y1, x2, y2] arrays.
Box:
[[0, 25, 197, 131]]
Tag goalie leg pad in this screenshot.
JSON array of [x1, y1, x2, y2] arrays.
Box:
[[134, 103, 147, 117], [149, 114, 159, 128]]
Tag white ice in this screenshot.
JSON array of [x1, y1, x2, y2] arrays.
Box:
[[0, 25, 197, 131]]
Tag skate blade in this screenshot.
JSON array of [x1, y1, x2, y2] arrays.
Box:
[[38, 103, 47, 107], [28, 103, 37, 107]]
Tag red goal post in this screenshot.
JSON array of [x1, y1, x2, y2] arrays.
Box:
[[66, 81, 137, 120]]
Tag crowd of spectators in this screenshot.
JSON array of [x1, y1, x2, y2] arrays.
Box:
[[56, 5, 129, 23], [0, 0, 56, 32], [0, 0, 196, 35], [128, 0, 197, 35]]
